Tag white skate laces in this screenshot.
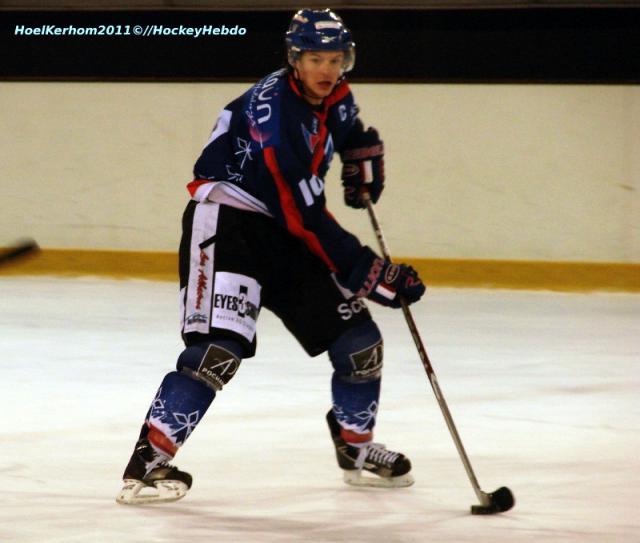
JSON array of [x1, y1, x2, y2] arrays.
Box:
[[354, 442, 399, 470], [344, 441, 415, 489]]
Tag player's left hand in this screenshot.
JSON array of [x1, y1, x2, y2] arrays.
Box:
[[340, 126, 385, 209]]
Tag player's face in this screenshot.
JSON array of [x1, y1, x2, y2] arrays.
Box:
[[294, 51, 344, 104]]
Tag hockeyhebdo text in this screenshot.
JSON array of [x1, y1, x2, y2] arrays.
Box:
[[14, 24, 247, 38]]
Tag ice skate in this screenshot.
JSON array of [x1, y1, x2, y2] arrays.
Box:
[[326, 410, 414, 488], [116, 438, 192, 505]]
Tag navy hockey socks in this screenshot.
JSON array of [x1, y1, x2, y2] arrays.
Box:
[[145, 371, 215, 456], [328, 320, 383, 442]]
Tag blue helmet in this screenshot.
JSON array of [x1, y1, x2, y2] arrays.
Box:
[[285, 8, 356, 72]]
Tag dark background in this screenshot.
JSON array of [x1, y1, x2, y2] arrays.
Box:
[[2, 8, 639, 83]]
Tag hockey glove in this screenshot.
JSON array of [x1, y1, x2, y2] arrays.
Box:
[[344, 247, 425, 309], [340, 125, 385, 209]]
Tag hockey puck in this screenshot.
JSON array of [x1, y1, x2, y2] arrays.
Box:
[[470, 487, 515, 515], [471, 504, 499, 515]]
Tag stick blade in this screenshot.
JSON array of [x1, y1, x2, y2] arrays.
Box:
[[470, 487, 515, 515]]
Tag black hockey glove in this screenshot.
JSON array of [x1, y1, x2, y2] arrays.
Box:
[[340, 126, 385, 209], [343, 247, 425, 309]]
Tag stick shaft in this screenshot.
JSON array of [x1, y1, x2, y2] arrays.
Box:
[[362, 193, 489, 505]]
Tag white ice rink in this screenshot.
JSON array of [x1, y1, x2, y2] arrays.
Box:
[[1, 276, 638, 542]]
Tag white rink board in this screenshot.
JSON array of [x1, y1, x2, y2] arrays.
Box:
[[1, 276, 639, 542], [1, 82, 639, 262]]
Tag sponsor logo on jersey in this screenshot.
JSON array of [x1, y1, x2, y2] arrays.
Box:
[[246, 71, 281, 147], [337, 298, 367, 320]]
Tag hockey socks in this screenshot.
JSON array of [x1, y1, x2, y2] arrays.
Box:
[[329, 320, 383, 436], [326, 321, 414, 487], [117, 371, 215, 505], [146, 370, 215, 452]]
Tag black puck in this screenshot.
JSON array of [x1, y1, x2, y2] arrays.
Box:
[[471, 503, 499, 515]]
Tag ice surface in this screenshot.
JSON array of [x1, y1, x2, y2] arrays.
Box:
[[1, 276, 638, 542]]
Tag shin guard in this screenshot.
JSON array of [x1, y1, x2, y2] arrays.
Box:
[[328, 320, 383, 441]]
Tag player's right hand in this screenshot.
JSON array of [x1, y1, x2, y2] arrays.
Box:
[[360, 258, 425, 308], [344, 247, 425, 308]]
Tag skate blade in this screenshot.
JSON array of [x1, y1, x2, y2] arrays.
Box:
[[116, 479, 189, 505], [343, 470, 415, 488]]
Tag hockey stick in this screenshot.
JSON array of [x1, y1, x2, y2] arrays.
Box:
[[361, 192, 514, 515], [0, 239, 40, 267]]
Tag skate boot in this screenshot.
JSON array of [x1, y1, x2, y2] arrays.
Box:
[[327, 409, 414, 488], [116, 438, 192, 505]]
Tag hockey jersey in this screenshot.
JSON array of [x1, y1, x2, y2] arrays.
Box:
[[189, 69, 368, 279]]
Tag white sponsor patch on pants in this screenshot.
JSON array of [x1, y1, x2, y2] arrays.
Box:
[[211, 272, 261, 342], [182, 202, 220, 335]]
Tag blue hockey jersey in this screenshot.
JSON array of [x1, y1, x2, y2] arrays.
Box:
[[189, 69, 368, 279]]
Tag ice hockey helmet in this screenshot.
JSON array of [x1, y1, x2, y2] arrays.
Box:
[[285, 8, 356, 72]]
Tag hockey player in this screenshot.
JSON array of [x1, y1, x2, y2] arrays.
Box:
[[117, 8, 425, 505]]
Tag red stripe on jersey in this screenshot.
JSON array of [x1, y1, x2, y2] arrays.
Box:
[[263, 147, 337, 272], [187, 179, 211, 197]]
